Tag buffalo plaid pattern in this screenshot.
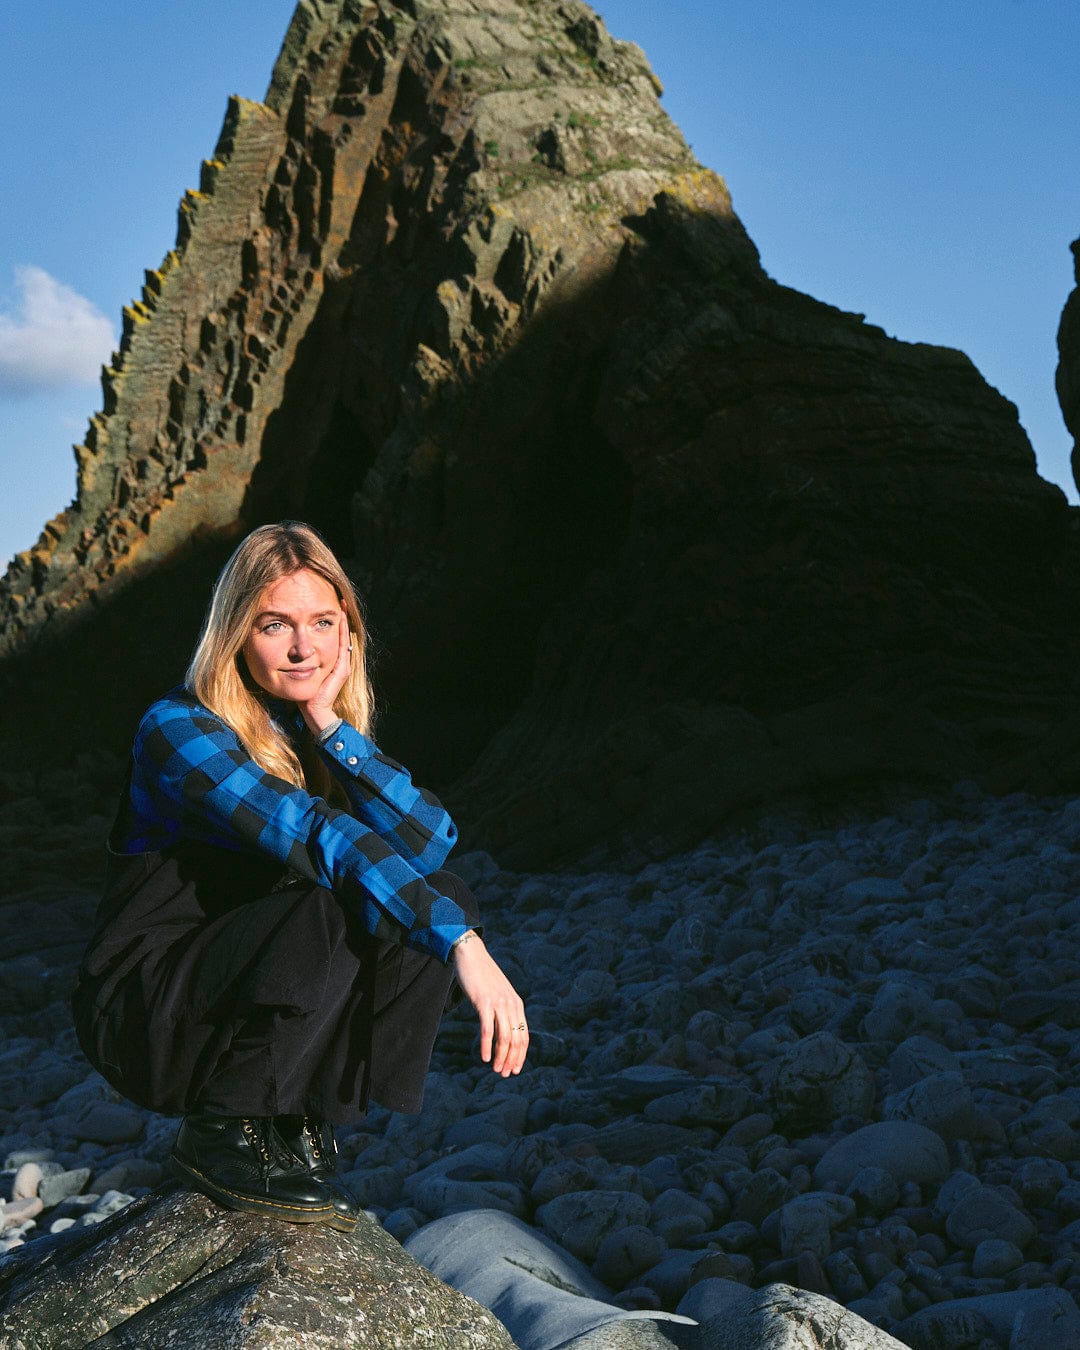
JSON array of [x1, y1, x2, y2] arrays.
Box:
[[116, 688, 470, 961]]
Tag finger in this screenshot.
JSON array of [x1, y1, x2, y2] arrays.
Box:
[[491, 1016, 511, 1074], [478, 1006, 494, 1064], [497, 1014, 527, 1076], [510, 1023, 529, 1075]]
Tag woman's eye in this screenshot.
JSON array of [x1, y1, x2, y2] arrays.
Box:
[[262, 621, 285, 633], [315, 618, 334, 629]]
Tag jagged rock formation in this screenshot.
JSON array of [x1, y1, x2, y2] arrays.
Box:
[[1, 0, 1078, 863], [1057, 236, 1080, 489], [0, 1184, 515, 1347]]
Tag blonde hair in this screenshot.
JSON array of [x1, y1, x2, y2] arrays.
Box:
[[186, 521, 374, 791]]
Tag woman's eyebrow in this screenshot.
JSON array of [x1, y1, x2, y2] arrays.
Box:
[[254, 608, 339, 622]]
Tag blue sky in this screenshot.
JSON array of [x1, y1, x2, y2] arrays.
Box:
[[2, 1, 1078, 567]]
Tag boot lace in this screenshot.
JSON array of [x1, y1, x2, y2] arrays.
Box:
[[241, 1117, 294, 1176]]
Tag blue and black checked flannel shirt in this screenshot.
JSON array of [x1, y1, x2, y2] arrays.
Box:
[[115, 687, 471, 962]]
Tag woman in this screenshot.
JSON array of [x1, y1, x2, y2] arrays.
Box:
[[72, 521, 527, 1232]]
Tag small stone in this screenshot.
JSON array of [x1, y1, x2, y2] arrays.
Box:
[[39, 1167, 91, 1209], [888, 1035, 961, 1090], [93, 1189, 136, 1217], [945, 1184, 1035, 1251], [344, 1165, 405, 1212], [649, 1188, 712, 1247], [721, 1113, 775, 1149], [613, 1286, 663, 1311], [676, 1276, 757, 1322], [589, 1121, 713, 1166], [382, 1206, 424, 1242], [92, 1158, 164, 1194], [1014, 1157, 1068, 1209], [824, 1249, 869, 1302], [563, 970, 617, 1022], [642, 1081, 754, 1129], [863, 981, 939, 1042], [777, 1191, 855, 1261], [2, 1196, 43, 1229], [503, 1134, 562, 1187], [12, 1163, 42, 1201], [592, 1224, 666, 1287], [971, 1238, 1023, 1278], [845, 1166, 899, 1216], [769, 1031, 874, 1130], [932, 1169, 981, 1222], [3, 1150, 55, 1170], [698, 1180, 732, 1224], [408, 1174, 526, 1218], [778, 1197, 832, 1262], [855, 1232, 897, 1286], [530, 1159, 593, 1206], [638, 1249, 731, 1305], [535, 1189, 651, 1262], [441, 1113, 511, 1150], [72, 1102, 145, 1146], [584, 1030, 663, 1075], [732, 1168, 796, 1226], [882, 1072, 977, 1142], [649, 1188, 711, 1227], [814, 1121, 949, 1192]]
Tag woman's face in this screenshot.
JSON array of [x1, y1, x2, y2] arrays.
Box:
[[242, 567, 343, 702]]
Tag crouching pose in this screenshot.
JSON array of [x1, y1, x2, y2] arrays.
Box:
[[72, 521, 527, 1230]]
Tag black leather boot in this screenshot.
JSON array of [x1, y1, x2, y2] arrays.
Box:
[[172, 1113, 356, 1231], [275, 1115, 359, 1228]]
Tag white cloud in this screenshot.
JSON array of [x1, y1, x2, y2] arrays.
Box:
[[0, 266, 116, 397]]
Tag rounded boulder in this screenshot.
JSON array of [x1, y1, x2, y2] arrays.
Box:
[[814, 1121, 949, 1192]]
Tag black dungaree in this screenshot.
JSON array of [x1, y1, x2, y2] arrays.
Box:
[[72, 840, 478, 1125]]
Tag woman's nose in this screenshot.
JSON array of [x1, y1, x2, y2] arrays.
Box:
[[289, 632, 313, 660]]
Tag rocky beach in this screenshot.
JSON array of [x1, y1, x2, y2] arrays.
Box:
[[1, 0, 1079, 1342], [1, 773, 1079, 1346]]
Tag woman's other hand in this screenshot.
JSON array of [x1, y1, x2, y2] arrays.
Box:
[[452, 933, 528, 1075]]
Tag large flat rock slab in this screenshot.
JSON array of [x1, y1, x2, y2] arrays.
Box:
[[0, 1183, 515, 1348]]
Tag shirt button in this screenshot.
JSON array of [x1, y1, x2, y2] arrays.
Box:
[[347, 756, 358, 766], [333, 742, 345, 752]]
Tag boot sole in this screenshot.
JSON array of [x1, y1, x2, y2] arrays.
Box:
[[172, 1154, 357, 1233]]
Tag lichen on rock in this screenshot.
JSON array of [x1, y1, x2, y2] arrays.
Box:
[[0, 1184, 516, 1348]]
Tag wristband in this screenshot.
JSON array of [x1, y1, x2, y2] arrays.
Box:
[[316, 717, 344, 745]]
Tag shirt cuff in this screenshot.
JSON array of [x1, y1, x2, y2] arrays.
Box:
[[417, 920, 473, 963], [317, 719, 378, 772]]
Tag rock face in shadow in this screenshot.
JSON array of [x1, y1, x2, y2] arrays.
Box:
[[1, 0, 1078, 862], [0, 1184, 515, 1348], [1058, 236, 1080, 489]]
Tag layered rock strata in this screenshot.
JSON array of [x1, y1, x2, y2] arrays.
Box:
[[1, 0, 1078, 861]]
